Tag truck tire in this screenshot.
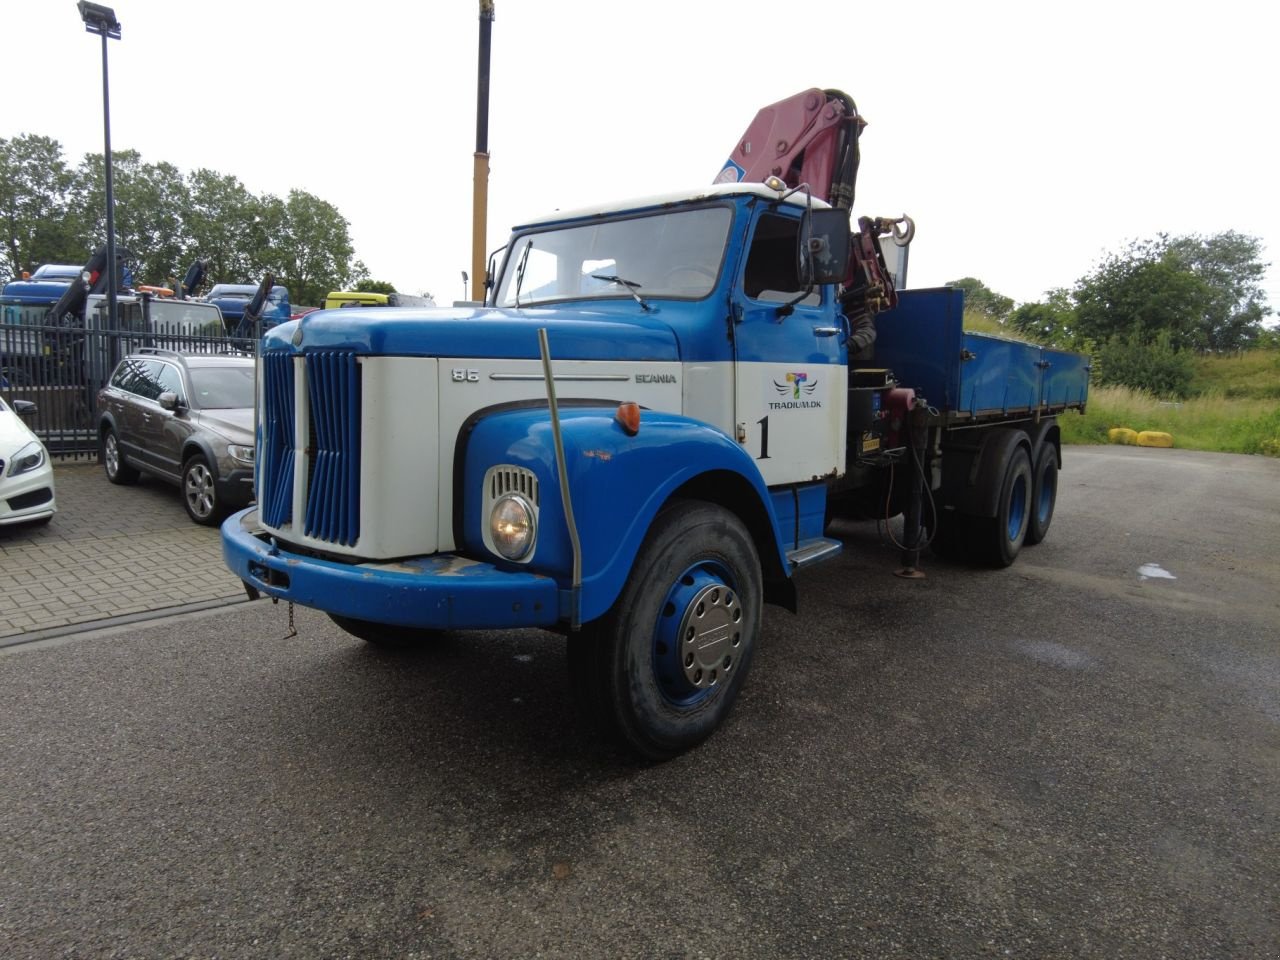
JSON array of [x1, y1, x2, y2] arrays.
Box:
[[327, 614, 441, 650], [1026, 444, 1058, 546], [569, 500, 762, 760], [978, 446, 1032, 567]]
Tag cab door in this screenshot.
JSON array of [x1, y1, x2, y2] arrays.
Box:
[[732, 209, 847, 487]]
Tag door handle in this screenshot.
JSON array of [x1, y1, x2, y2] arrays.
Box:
[[813, 326, 842, 338]]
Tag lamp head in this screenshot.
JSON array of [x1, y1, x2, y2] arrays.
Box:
[[77, 1, 121, 38]]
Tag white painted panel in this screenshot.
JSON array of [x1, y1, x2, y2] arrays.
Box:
[[436, 358, 682, 551], [357, 357, 440, 557], [735, 361, 846, 486]]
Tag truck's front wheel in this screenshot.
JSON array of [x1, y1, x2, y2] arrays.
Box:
[[570, 501, 762, 760]]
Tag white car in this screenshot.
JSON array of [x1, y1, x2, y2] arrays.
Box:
[[0, 396, 56, 527]]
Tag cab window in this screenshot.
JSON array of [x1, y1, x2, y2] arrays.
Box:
[[743, 213, 821, 307]]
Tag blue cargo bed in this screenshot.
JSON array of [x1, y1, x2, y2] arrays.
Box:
[[871, 287, 1089, 421]]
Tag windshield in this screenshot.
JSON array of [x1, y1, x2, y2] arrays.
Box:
[[188, 365, 254, 409], [149, 301, 224, 334], [495, 206, 731, 307]]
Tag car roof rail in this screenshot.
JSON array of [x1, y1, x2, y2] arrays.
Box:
[[132, 346, 184, 359]]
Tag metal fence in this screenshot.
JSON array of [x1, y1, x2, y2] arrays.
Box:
[[1, 321, 256, 459]]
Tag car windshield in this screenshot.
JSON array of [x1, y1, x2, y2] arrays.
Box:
[[494, 206, 732, 307], [188, 365, 254, 409]]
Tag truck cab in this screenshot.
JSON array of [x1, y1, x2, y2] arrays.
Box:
[[205, 283, 291, 333]]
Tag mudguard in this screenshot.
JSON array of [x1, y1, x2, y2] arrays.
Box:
[[458, 404, 792, 624], [944, 427, 1033, 518]]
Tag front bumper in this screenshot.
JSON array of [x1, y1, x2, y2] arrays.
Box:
[[0, 462, 56, 526], [221, 508, 564, 630]]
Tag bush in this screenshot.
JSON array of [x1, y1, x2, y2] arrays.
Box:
[[1096, 329, 1194, 398]]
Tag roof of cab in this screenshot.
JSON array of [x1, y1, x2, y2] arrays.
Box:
[[513, 182, 832, 229]]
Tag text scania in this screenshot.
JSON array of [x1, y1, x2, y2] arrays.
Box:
[[635, 373, 678, 383]]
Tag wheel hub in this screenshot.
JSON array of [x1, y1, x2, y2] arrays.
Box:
[[676, 582, 742, 689]]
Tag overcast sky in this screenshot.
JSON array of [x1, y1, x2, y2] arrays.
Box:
[[6, 0, 1277, 312]]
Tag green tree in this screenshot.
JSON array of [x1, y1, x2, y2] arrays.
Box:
[[947, 276, 1014, 322], [264, 190, 356, 307], [1073, 235, 1271, 352], [184, 168, 271, 291], [0, 134, 82, 283], [1008, 287, 1081, 348], [72, 150, 193, 285], [1165, 232, 1272, 351], [355, 278, 397, 294]]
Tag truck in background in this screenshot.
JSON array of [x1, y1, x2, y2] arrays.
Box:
[[323, 290, 437, 310], [204, 283, 291, 335], [222, 88, 1088, 759]]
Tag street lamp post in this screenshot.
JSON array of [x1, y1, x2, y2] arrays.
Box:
[[471, 1, 494, 303], [77, 1, 122, 330]]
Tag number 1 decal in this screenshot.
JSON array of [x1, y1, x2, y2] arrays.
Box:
[[756, 415, 770, 460]]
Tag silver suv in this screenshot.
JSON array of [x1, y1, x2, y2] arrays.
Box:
[[97, 349, 255, 525]]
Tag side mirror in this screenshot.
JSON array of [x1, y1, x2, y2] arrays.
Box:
[[13, 399, 37, 417], [158, 391, 180, 411], [800, 208, 852, 285]]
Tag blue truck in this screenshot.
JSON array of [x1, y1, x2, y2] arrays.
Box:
[[204, 283, 291, 335], [221, 89, 1089, 758]]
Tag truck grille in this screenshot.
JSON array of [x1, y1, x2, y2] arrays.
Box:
[[302, 351, 362, 546], [260, 352, 296, 528]]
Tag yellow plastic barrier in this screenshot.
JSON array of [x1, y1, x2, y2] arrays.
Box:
[[1137, 431, 1174, 448], [1108, 427, 1138, 445]]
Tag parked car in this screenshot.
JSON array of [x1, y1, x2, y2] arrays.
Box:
[[96, 348, 255, 525], [0, 396, 56, 528]]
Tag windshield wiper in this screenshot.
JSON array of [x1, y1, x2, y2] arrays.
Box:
[[514, 241, 532, 308], [591, 274, 652, 312]]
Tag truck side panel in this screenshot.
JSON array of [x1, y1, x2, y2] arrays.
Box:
[[872, 287, 965, 410], [874, 287, 1088, 418]]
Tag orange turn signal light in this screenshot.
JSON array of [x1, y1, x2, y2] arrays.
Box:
[[615, 402, 640, 436]]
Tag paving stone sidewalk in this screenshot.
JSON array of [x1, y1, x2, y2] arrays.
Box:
[[0, 461, 246, 639]]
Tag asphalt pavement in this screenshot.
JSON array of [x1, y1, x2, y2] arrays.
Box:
[[0, 446, 1277, 959]]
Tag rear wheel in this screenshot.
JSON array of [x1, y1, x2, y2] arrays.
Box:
[[569, 500, 762, 760], [327, 614, 441, 650], [1026, 444, 1059, 545], [102, 428, 139, 485], [977, 446, 1032, 567]]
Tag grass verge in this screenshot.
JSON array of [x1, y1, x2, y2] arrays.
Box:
[[1060, 385, 1280, 456]]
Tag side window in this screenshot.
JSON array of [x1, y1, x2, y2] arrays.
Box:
[[115, 359, 164, 400], [156, 363, 185, 402], [743, 213, 821, 307]]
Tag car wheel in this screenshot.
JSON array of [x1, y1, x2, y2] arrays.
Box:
[[327, 614, 442, 649], [569, 500, 762, 760], [102, 428, 139, 485], [182, 454, 221, 525]]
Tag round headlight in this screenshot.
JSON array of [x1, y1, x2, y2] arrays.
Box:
[[489, 493, 535, 560]]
